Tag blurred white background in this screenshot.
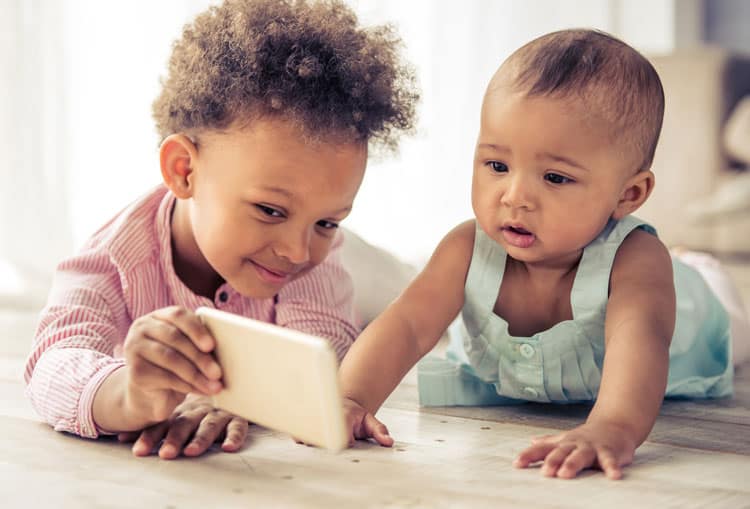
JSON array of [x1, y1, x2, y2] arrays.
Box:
[[0, 0, 707, 309]]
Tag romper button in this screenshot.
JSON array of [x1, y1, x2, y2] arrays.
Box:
[[523, 387, 539, 398], [519, 343, 535, 359], [218, 291, 229, 303]]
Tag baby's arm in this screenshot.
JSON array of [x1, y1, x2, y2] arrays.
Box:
[[338, 221, 476, 444], [515, 229, 675, 479]]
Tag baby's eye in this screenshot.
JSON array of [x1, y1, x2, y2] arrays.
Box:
[[488, 161, 508, 173], [256, 204, 284, 217], [316, 220, 339, 230], [544, 173, 574, 184]]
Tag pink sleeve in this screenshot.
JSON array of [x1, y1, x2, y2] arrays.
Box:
[[275, 232, 360, 362], [24, 252, 131, 438]]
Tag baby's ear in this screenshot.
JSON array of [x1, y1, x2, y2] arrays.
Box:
[[612, 170, 655, 220], [159, 134, 198, 199]]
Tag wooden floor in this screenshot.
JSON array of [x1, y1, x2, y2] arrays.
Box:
[[2, 309, 750, 508]]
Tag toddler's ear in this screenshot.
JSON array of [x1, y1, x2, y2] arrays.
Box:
[[612, 170, 655, 220], [160, 134, 198, 199]]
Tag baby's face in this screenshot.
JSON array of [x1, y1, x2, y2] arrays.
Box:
[[472, 89, 635, 266], [183, 118, 366, 299]]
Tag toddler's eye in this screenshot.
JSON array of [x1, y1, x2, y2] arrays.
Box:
[[544, 173, 573, 184], [488, 161, 508, 173], [256, 204, 283, 217], [316, 220, 339, 230]]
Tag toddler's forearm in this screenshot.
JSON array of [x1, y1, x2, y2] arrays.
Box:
[[92, 367, 168, 434]]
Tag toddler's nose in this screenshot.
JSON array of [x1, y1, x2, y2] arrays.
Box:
[[273, 230, 311, 265]]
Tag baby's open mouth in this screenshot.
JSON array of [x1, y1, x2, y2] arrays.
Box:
[[501, 225, 536, 248], [506, 226, 531, 235]]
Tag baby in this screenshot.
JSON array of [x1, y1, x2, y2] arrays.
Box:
[[24, 0, 417, 459], [339, 29, 748, 480]]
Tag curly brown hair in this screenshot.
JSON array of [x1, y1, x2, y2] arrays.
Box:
[[152, 0, 419, 151]]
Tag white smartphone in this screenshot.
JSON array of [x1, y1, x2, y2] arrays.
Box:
[[196, 307, 348, 452]]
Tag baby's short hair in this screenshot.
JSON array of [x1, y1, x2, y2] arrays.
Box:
[[499, 29, 664, 171], [152, 0, 418, 151]]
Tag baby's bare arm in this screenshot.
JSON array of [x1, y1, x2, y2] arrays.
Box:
[[591, 229, 675, 444], [339, 221, 476, 415], [515, 230, 674, 479]]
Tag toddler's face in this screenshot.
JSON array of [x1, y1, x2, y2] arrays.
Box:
[[183, 118, 366, 299], [472, 89, 635, 267]]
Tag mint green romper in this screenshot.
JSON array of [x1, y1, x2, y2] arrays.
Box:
[[418, 216, 733, 406]]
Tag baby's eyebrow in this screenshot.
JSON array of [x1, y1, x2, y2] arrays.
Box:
[[477, 143, 511, 153], [260, 186, 293, 198], [539, 152, 589, 172], [331, 206, 352, 215]]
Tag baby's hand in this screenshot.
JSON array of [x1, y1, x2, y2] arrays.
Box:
[[118, 394, 248, 459], [513, 421, 637, 480], [342, 397, 394, 447], [122, 306, 223, 424]]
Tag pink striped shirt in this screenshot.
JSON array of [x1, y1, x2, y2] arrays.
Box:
[[24, 185, 359, 438]]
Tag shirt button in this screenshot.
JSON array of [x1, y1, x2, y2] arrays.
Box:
[[218, 291, 229, 303], [523, 387, 539, 398], [519, 343, 535, 359]]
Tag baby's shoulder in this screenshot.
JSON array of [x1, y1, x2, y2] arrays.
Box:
[[611, 227, 672, 284], [418, 220, 476, 284], [437, 220, 476, 258]]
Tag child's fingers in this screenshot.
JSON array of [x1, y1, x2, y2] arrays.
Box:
[[181, 410, 232, 457], [160, 411, 217, 459], [362, 413, 393, 447], [131, 356, 211, 396], [220, 417, 249, 452], [153, 306, 216, 353], [137, 343, 222, 395], [132, 421, 170, 456], [117, 431, 140, 443], [146, 318, 222, 381]]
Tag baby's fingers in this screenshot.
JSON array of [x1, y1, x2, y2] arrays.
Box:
[[556, 445, 597, 479], [513, 441, 557, 468], [597, 449, 624, 480], [360, 413, 394, 447], [539, 443, 577, 477], [530, 433, 561, 444]]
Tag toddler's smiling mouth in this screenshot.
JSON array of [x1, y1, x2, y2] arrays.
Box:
[[246, 259, 295, 284]]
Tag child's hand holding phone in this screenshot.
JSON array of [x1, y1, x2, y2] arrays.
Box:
[[93, 306, 224, 434]]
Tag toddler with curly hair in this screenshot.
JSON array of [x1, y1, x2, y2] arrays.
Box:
[[24, 0, 418, 460]]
